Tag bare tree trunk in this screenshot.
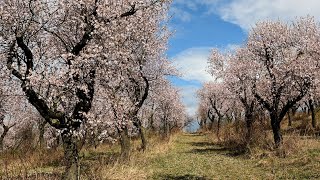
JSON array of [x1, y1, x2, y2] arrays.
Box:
[[217, 116, 221, 141], [0, 135, 5, 151], [134, 120, 147, 151], [271, 115, 282, 148], [254, 92, 303, 148], [210, 121, 214, 131], [235, 112, 240, 134], [120, 127, 131, 160], [61, 132, 79, 180], [78, 132, 87, 151], [245, 113, 254, 144], [287, 111, 292, 127], [0, 125, 11, 151], [38, 120, 46, 149], [309, 99, 317, 128], [140, 126, 147, 151], [161, 116, 170, 140], [208, 112, 215, 131], [149, 113, 155, 131], [199, 118, 205, 130]]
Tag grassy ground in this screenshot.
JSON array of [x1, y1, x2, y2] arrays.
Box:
[[149, 133, 262, 179], [147, 133, 320, 180], [1, 132, 320, 179]]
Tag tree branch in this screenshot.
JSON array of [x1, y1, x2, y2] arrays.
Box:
[[16, 36, 33, 75]]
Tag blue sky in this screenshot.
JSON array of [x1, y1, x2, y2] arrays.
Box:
[[168, 0, 320, 118]]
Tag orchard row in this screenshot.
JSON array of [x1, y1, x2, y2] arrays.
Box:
[[198, 17, 320, 147], [0, 0, 187, 179]]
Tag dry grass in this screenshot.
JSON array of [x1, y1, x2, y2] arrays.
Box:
[[252, 136, 320, 179], [94, 135, 175, 179], [1, 115, 320, 180], [199, 129, 320, 179], [0, 148, 64, 179], [0, 133, 176, 179]]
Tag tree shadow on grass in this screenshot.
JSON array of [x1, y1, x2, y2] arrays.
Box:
[[184, 133, 204, 137], [189, 147, 246, 157], [187, 143, 246, 157], [187, 142, 216, 147], [156, 174, 211, 180]]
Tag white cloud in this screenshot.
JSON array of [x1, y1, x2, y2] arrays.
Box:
[[171, 45, 238, 117], [170, 47, 213, 117], [179, 84, 200, 116], [217, 0, 320, 30], [171, 47, 214, 83]]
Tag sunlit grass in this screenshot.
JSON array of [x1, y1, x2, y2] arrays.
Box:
[[0, 127, 320, 179]]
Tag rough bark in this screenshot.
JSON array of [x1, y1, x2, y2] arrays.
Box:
[[0, 123, 14, 151], [213, 110, 222, 141], [132, 75, 149, 151], [245, 113, 254, 144], [271, 115, 282, 148], [61, 132, 79, 180], [134, 120, 147, 151], [210, 121, 215, 131], [199, 117, 204, 130], [38, 120, 47, 148], [0, 127, 9, 151], [209, 97, 223, 141], [207, 110, 214, 131], [287, 111, 292, 127], [309, 99, 317, 128], [216, 116, 222, 141], [149, 114, 154, 131], [0, 138, 3, 151], [139, 126, 147, 151], [120, 127, 131, 160], [161, 115, 170, 140]]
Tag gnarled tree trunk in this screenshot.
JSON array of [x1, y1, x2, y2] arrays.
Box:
[[245, 112, 254, 144], [208, 110, 215, 131], [0, 129, 8, 151], [309, 99, 317, 128], [139, 126, 147, 151], [135, 120, 147, 151], [287, 111, 292, 127], [38, 120, 46, 149], [0, 123, 14, 151], [163, 116, 170, 140], [216, 116, 222, 141], [61, 132, 79, 180], [271, 115, 282, 148], [120, 127, 131, 160]]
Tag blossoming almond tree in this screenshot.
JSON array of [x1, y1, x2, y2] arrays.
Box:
[[197, 99, 216, 130], [197, 82, 232, 141], [208, 48, 259, 143], [151, 79, 186, 139], [0, 89, 16, 151], [0, 80, 38, 151], [84, 2, 172, 157], [0, 0, 171, 178], [206, 17, 320, 147], [247, 17, 320, 147]]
